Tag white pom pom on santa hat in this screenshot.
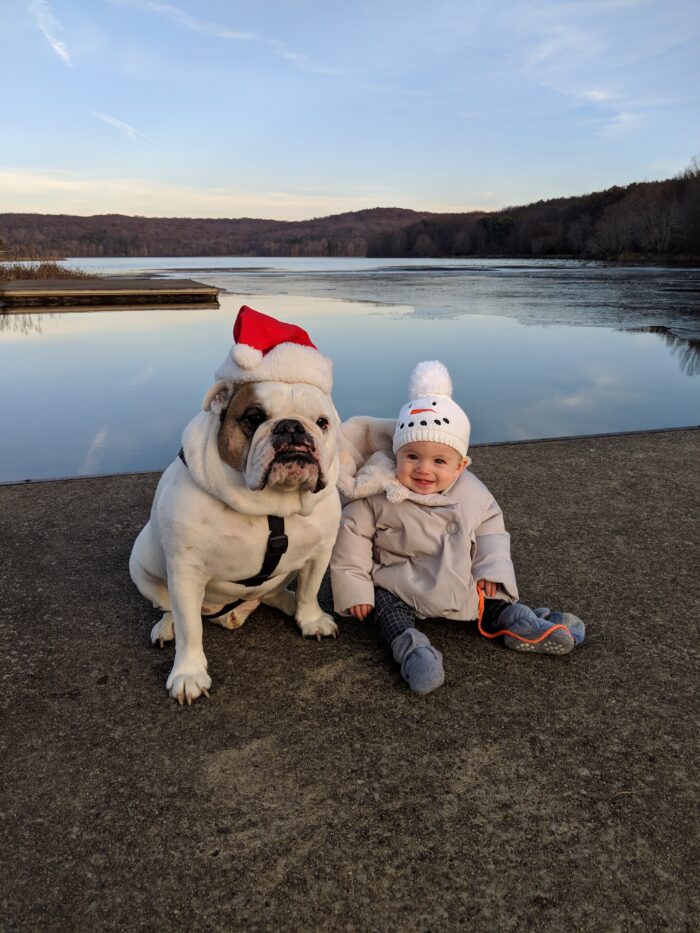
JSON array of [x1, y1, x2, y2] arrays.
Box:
[[408, 360, 453, 399], [232, 342, 264, 369]]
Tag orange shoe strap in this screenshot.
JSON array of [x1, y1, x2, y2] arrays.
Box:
[[476, 584, 570, 646]]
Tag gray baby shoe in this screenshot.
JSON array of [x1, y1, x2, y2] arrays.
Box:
[[533, 607, 585, 646], [391, 628, 445, 694], [499, 602, 576, 655]]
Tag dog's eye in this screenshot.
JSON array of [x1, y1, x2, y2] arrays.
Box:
[[239, 407, 266, 431], [316, 417, 329, 431]]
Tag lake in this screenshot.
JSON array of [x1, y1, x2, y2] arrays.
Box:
[[1, 257, 698, 483]]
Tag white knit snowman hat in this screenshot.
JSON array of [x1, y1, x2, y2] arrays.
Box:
[[392, 361, 470, 458], [215, 305, 333, 395]]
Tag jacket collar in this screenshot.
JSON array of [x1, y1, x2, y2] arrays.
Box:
[[337, 448, 464, 506]]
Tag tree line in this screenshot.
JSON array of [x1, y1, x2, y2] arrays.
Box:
[[0, 209, 428, 260], [369, 159, 700, 260], [1, 160, 698, 260]]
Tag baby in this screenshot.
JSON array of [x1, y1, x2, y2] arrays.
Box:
[[331, 360, 584, 695]]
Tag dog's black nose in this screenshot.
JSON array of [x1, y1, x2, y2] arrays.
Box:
[[272, 419, 306, 438]]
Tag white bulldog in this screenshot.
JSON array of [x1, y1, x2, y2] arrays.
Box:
[[129, 307, 342, 703]]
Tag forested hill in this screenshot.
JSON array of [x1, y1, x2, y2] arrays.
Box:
[[0, 208, 432, 260], [2, 161, 698, 260]]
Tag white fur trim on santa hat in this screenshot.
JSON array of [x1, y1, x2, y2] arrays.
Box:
[[215, 341, 333, 395], [409, 360, 453, 399]]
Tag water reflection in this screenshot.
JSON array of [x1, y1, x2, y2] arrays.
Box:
[[1, 277, 699, 482], [3, 308, 698, 377], [0, 312, 50, 335], [628, 327, 700, 377]]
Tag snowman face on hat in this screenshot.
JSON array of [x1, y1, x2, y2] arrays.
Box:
[[393, 393, 470, 459]]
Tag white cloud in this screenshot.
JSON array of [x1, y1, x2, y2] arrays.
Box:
[[92, 112, 151, 141], [0, 168, 491, 219], [581, 88, 615, 101], [0, 168, 376, 219], [125, 364, 155, 388], [142, 1, 256, 41], [602, 110, 644, 133], [524, 23, 599, 74], [558, 392, 588, 407], [568, 0, 654, 8], [267, 40, 341, 75], [29, 0, 71, 65], [78, 426, 108, 475], [116, 0, 340, 74]]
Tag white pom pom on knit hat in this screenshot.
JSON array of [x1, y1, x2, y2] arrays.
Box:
[[409, 360, 453, 399], [214, 305, 333, 395], [393, 360, 470, 459]]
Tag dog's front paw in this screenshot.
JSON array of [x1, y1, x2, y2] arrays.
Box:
[[151, 612, 174, 647], [166, 657, 212, 704], [297, 612, 338, 640]]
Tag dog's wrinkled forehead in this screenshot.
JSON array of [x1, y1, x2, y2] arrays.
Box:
[[204, 379, 336, 422], [258, 382, 337, 423]]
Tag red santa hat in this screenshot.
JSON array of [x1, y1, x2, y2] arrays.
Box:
[[215, 305, 333, 395]]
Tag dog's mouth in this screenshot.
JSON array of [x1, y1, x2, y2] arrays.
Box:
[[263, 443, 324, 491], [273, 444, 317, 464]]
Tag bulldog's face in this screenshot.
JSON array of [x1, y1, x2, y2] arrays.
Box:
[[204, 380, 340, 493]]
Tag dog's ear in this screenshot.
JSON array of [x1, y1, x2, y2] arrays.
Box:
[[202, 380, 235, 415]]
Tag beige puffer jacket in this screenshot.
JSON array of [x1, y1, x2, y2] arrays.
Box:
[[332, 417, 518, 620]]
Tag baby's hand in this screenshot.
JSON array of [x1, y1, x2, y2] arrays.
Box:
[[349, 604, 373, 621], [477, 579, 498, 598]]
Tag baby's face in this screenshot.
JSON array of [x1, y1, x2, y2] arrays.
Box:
[[396, 441, 467, 494]]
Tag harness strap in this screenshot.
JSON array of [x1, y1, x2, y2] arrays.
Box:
[[201, 599, 245, 621], [177, 448, 289, 620], [236, 515, 288, 587]]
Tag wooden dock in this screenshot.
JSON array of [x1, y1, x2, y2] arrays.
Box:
[[0, 277, 220, 312]]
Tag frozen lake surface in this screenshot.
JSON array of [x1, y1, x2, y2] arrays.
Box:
[[1, 257, 698, 482]]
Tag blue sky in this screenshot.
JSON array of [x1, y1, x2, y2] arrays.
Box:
[[1, 0, 698, 219]]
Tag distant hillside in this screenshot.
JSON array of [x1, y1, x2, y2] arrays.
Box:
[[1, 161, 698, 260], [369, 161, 700, 261], [0, 208, 432, 259]]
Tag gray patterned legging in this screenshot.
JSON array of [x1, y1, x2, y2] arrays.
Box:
[[373, 587, 417, 644], [373, 586, 510, 645]]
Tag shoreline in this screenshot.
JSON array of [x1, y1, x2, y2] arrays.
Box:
[[5, 254, 700, 267], [2, 423, 697, 488]]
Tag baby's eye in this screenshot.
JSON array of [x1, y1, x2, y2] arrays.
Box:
[[407, 453, 418, 460], [435, 458, 446, 465]]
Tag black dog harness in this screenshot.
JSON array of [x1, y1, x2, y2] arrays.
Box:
[[178, 448, 289, 620]]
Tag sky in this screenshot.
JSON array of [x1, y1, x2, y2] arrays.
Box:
[[1, 0, 698, 220]]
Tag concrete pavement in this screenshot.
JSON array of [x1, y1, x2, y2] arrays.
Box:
[[1, 429, 698, 931]]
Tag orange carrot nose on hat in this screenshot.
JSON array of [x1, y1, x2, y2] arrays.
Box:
[[215, 305, 333, 394], [393, 360, 471, 458]]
